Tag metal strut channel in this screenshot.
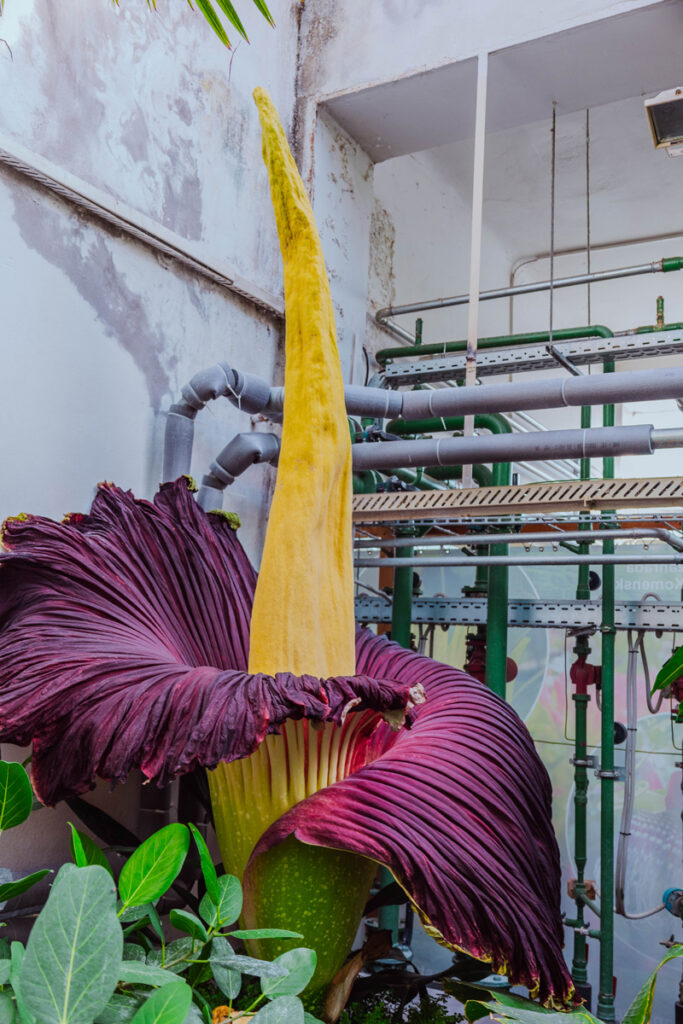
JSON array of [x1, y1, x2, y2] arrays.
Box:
[[352, 477, 683, 523], [382, 329, 683, 385], [353, 597, 683, 632]]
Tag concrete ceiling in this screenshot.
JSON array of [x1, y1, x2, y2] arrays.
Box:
[[322, 0, 683, 162]]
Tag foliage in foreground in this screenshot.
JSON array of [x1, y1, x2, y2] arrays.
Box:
[[0, 760, 322, 1024], [114, 0, 275, 50]]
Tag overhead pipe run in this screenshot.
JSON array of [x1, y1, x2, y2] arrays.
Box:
[[398, 364, 683, 420], [375, 258, 683, 346], [351, 425, 657, 472], [354, 528, 683, 552], [355, 553, 683, 569]]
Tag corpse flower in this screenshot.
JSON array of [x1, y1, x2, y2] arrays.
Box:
[[0, 90, 574, 1009]]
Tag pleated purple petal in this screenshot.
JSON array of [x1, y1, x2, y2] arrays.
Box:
[[0, 482, 418, 803], [248, 628, 574, 1006]]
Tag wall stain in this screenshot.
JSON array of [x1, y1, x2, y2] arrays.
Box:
[[9, 175, 175, 410], [368, 197, 396, 310]]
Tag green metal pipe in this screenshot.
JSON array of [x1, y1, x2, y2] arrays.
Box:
[[378, 531, 416, 943], [376, 325, 614, 365], [572, 401, 592, 993], [597, 361, 617, 1022], [485, 458, 510, 699], [421, 463, 494, 487], [386, 413, 512, 436], [634, 322, 683, 334]]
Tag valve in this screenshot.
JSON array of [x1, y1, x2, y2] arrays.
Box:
[[663, 888, 683, 918]]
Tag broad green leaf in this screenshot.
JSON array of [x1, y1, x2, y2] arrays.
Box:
[[70, 827, 114, 878], [464, 1002, 492, 1023], [130, 981, 192, 1024], [188, 826, 219, 906], [213, 0, 249, 41], [210, 937, 287, 980], [261, 948, 317, 998], [183, 1005, 203, 1024], [169, 910, 207, 943], [194, 0, 231, 47], [210, 948, 241, 1002], [480, 1002, 601, 1023], [20, 864, 122, 1024], [0, 962, 10, 985], [303, 1015, 324, 1024], [119, 825, 190, 911], [0, 992, 15, 1024], [0, 870, 50, 904], [123, 944, 147, 962], [199, 875, 241, 928], [653, 646, 683, 692], [252, 996, 304, 1024], [120, 902, 158, 923], [119, 962, 179, 988], [96, 994, 143, 1024], [0, 762, 33, 832], [251, 0, 274, 27], [623, 943, 683, 1024], [0, 940, 9, 959], [227, 929, 303, 941], [147, 939, 194, 975], [69, 822, 88, 867], [10, 942, 33, 1024]]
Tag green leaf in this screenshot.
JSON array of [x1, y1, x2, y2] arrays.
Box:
[[0, 870, 50, 904], [0, 962, 10, 985], [10, 942, 33, 1024], [261, 948, 317, 998], [0, 992, 15, 1024], [227, 929, 303, 941], [251, 997, 304, 1024], [213, 0, 249, 41], [194, 0, 231, 47], [130, 981, 192, 1024], [0, 762, 33, 832], [119, 825, 190, 911], [250, 0, 274, 27], [209, 937, 241, 1000], [303, 1015, 324, 1024], [199, 875, 242, 928], [120, 902, 158, 924], [210, 938, 287, 981], [147, 939, 194, 976], [464, 1003, 492, 1024], [96, 994, 144, 1024], [653, 646, 683, 692], [20, 864, 122, 1024], [169, 910, 208, 943], [70, 827, 114, 878], [69, 822, 88, 867], [623, 943, 683, 1024], [124, 944, 147, 963], [0, 940, 9, 959], [188, 826, 219, 906], [119, 962, 179, 988]]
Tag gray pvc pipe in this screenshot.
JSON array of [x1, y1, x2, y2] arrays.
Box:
[[163, 363, 274, 481], [354, 528, 683, 552], [355, 553, 683, 568], [197, 432, 280, 510], [400, 364, 683, 419], [265, 384, 403, 420], [351, 425, 653, 471]]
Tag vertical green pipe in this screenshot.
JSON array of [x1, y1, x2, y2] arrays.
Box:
[[597, 362, 616, 1022], [572, 404, 592, 996], [378, 533, 415, 943], [485, 456, 511, 698]]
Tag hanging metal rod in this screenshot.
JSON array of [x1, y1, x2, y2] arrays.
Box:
[[354, 528, 683, 552]]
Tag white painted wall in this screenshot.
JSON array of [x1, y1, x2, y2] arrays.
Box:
[[299, 0, 666, 101]]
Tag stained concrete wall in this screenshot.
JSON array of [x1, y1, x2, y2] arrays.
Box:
[[0, 0, 302, 872]]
